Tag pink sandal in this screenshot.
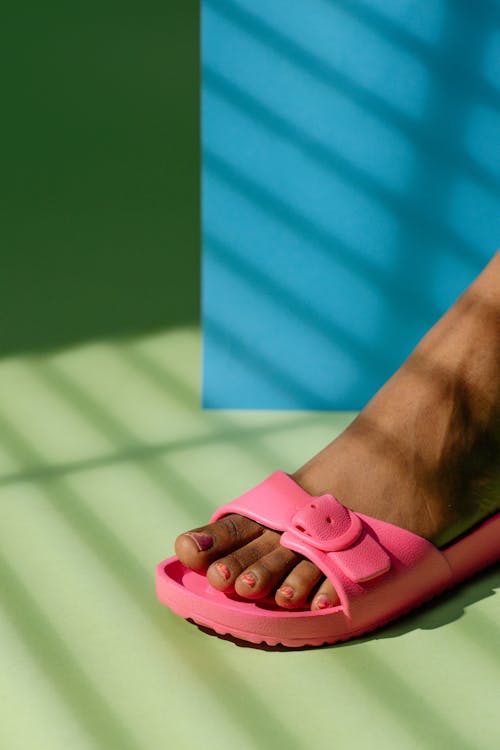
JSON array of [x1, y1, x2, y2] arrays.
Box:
[[156, 471, 500, 648]]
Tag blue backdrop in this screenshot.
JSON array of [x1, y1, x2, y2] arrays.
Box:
[[202, 0, 500, 409]]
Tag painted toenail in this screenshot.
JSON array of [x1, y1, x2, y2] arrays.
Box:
[[315, 595, 332, 609], [241, 573, 256, 588], [186, 532, 213, 551], [278, 586, 294, 599], [215, 562, 231, 580]]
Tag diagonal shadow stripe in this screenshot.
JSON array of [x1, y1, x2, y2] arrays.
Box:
[[0, 368, 491, 744], [33, 344, 336, 463], [331, 646, 477, 749], [204, 65, 485, 273], [117, 334, 355, 446], [0, 549, 145, 750], [334, 0, 500, 115], [0, 413, 332, 489], [206, 0, 500, 196], [115, 343, 313, 470], [0, 412, 309, 750], [204, 231, 392, 377], [30, 358, 215, 519], [0, 401, 482, 748], [204, 314, 335, 407], [204, 148, 447, 330], [376, 0, 497, 340], [30, 314, 331, 415]]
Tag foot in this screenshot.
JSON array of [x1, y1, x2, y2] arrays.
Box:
[[175, 253, 500, 610]]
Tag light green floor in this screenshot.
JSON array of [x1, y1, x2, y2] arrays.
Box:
[[0, 327, 498, 750]]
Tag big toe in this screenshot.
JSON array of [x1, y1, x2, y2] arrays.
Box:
[[174, 514, 264, 571]]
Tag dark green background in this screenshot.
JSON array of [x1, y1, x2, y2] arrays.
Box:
[[2, 3, 199, 356]]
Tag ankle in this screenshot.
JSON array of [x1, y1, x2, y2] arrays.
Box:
[[409, 256, 500, 434]]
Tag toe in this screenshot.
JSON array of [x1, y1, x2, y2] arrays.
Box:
[[310, 577, 340, 610], [174, 514, 263, 571], [206, 529, 282, 591], [234, 545, 301, 599], [275, 559, 323, 609]]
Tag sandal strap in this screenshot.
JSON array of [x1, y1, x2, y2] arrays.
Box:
[[210, 471, 391, 583]]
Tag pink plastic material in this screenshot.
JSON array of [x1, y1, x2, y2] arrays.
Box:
[[287, 493, 363, 552], [156, 471, 500, 647]]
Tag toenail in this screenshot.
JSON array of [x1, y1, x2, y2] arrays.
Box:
[[186, 532, 213, 551], [241, 573, 256, 588], [215, 562, 231, 580], [278, 586, 294, 599], [315, 595, 332, 609]]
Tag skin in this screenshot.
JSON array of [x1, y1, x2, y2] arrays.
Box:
[[175, 251, 500, 611]]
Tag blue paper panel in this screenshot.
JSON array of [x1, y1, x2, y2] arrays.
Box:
[[202, 0, 500, 409]]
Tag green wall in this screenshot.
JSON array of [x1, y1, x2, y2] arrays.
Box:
[[2, 2, 199, 356]]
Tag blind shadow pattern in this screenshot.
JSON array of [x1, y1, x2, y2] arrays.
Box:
[[0, 329, 498, 748], [202, 0, 500, 409]]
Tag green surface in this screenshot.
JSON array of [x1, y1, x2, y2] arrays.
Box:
[[1, 3, 199, 356], [0, 326, 499, 750]]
